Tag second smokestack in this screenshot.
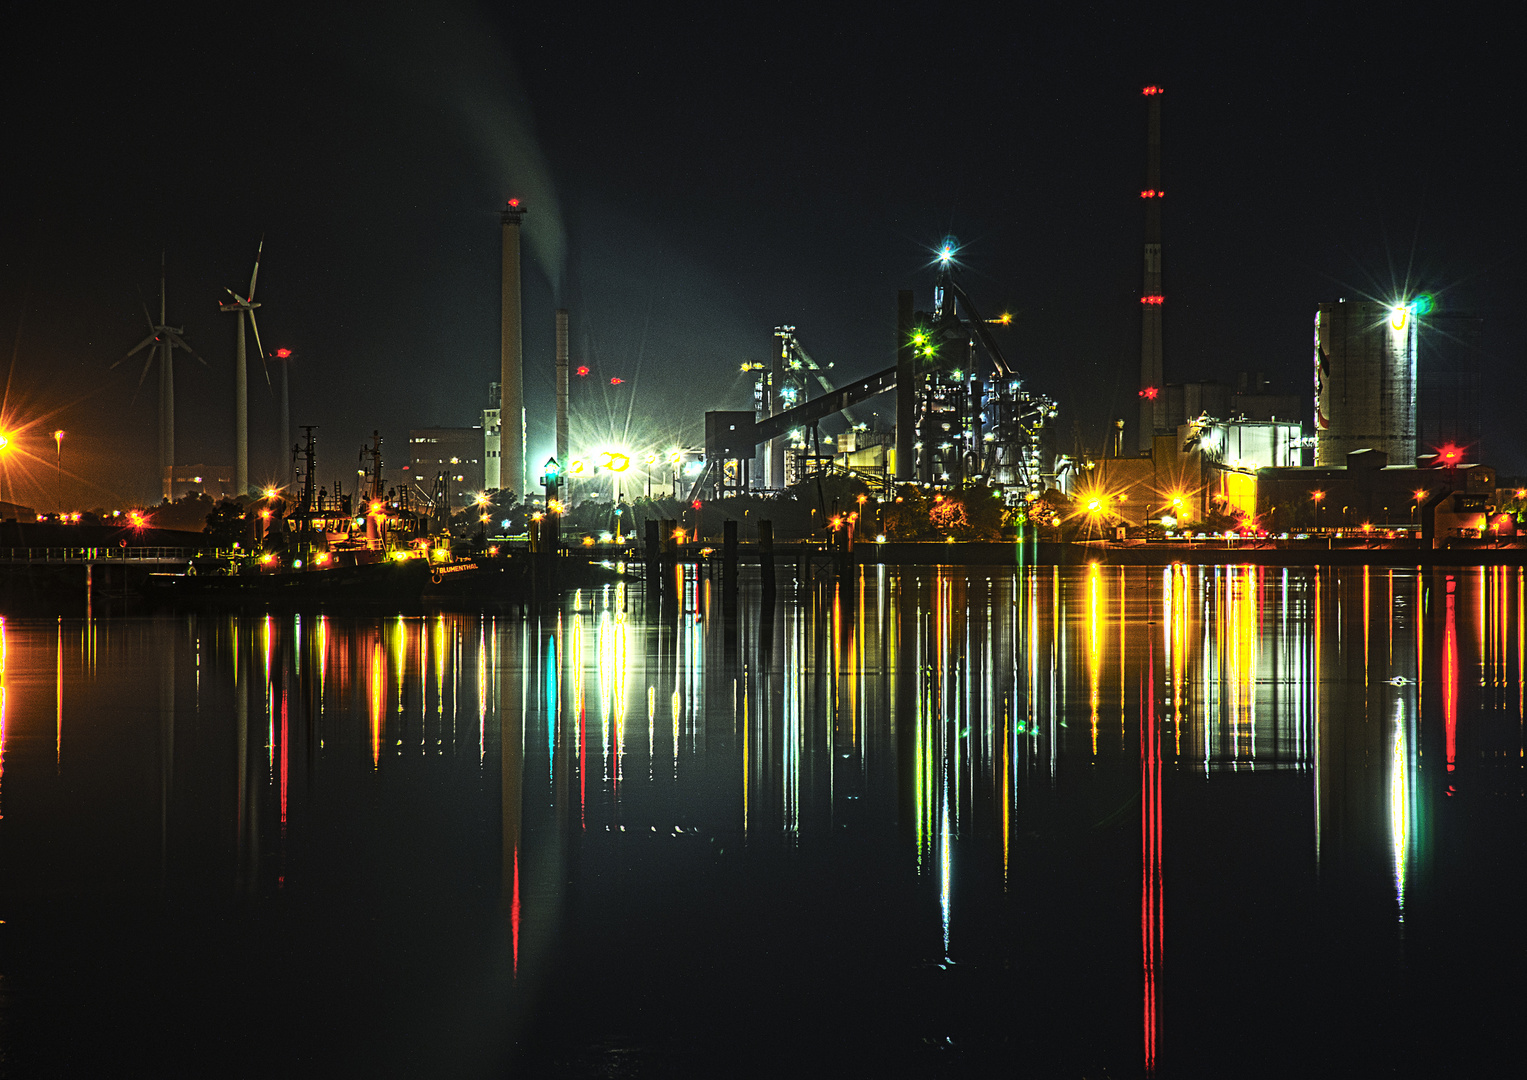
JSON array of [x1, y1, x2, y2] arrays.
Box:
[[556, 309, 569, 475], [500, 199, 527, 498]]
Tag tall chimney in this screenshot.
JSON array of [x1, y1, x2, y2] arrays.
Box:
[[555, 309, 569, 472], [500, 199, 527, 497], [1138, 85, 1165, 454], [895, 289, 915, 481]]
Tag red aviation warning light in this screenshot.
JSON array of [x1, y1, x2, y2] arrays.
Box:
[[609, 377, 624, 385], [274, 347, 292, 358], [1439, 443, 1463, 466], [1140, 295, 1165, 305], [1140, 189, 1164, 198], [1142, 85, 1164, 96], [576, 365, 590, 377], [507, 198, 521, 208], [1138, 386, 1160, 400]]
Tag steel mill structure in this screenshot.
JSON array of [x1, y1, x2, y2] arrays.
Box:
[[902, 242, 1056, 493], [702, 245, 1057, 502]]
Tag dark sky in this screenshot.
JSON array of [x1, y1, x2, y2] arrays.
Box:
[[3, 0, 1523, 508]]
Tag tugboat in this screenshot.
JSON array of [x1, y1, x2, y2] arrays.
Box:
[[147, 429, 430, 604]]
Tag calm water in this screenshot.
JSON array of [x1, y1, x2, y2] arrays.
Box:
[[1, 565, 1525, 1077]]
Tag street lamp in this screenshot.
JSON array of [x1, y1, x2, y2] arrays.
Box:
[[52, 430, 64, 511], [0, 432, 10, 512], [475, 492, 491, 543]]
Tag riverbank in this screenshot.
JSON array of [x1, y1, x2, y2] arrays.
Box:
[[651, 537, 1527, 568]]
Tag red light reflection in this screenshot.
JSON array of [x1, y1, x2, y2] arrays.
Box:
[[1142, 639, 1163, 1076], [1444, 576, 1458, 771], [511, 847, 521, 974]]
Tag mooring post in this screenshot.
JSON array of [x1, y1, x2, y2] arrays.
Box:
[[722, 519, 738, 615], [758, 519, 775, 594]]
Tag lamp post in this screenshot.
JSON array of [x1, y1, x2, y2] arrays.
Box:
[[0, 433, 10, 513], [475, 492, 491, 545], [52, 430, 64, 512]]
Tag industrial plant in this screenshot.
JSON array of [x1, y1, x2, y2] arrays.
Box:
[[90, 84, 1505, 562], [462, 84, 1499, 551]]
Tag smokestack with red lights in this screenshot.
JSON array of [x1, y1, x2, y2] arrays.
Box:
[[501, 198, 527, 497], [555, 309, 569, 474], [1138, 85, 1165, 453]]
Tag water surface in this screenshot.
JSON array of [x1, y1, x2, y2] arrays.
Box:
[[1, 565, 1524, 1076]]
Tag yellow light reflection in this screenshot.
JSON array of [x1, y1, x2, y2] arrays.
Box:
[[0, 617, 6, 820], [369, 639, 384, 768], [1390, 700, 1410, 921], [1088, 562, 1101, 755]]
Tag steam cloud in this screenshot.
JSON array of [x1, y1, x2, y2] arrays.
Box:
[[366, 0, 567, 294]]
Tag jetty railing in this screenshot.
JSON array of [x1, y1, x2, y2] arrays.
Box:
[[0, 547, 204, 564]]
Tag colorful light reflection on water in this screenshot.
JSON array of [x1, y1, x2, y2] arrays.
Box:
[[0, 565, 1523, 1075]]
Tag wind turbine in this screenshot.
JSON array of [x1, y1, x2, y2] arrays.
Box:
[[114, 253, 207, 501], [220, 239, 268, 497]]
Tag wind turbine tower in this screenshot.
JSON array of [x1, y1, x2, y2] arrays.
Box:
[[220, 240, 268, 497], [116, 253, 206, 500]]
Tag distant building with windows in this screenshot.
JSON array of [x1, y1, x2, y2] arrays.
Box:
[[169, 464, 237, 501], [483, 381, 502, 490], [406, 427, 483, 507]]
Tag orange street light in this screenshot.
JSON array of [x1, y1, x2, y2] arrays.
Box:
[[52, 429, 65, 511]]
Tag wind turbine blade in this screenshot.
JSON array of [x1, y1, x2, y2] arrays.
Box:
[[132, 351, 155, 400], [139, 288, 156, 334], [113, 332, 159, 367], [247, 237, 264, 301], [247, 310, 270, 384], [167, 332, 209, 366]]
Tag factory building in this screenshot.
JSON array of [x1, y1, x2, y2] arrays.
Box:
[[1156, 374, 1303, 433], [406, 427, 484, 507], [1254, 450, 1495, 535], [1090, 418, 1301, 527], [1314, 300, 1417, 467]]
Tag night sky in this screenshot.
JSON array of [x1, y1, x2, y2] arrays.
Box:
[[3, 1, 1523, 509]]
